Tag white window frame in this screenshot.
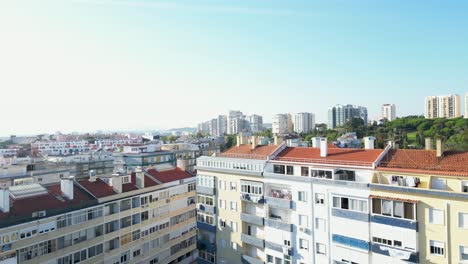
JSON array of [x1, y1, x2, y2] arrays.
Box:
[[429, 208, 445, 225], [430, 240, 445, 256]]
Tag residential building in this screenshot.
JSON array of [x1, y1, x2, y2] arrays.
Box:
[[273, 114, 293, 135], [293, 112, 315, 133], [31, 140, 91, 155], [248, 115, 264, 134], [217, 115, 228, 136], [197, 121, 211, 135], [328, 104, 368, 129], [373, 141, 468, 264], [425, 94, 461, 119], [227, 110, 244, 135], [465, 93, 468, 118], [381, 104, 396, 121], [209, 119, 218, 138], [0, 165, 197, 264], [113, 143, 175, 173]]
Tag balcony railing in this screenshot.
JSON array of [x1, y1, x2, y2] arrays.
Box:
[[264, 196, 293, 209], [240, 193, 265, 204], [241, 233, 265, 248], [265, 218, 293, 232], [241, 213, 264, 226], [242, 254, 265, 264]]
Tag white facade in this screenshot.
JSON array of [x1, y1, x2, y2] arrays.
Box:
[[217, 115, 228, 136], [293, 112, 315, 133], [248, 115, 264, 133], [31, 140, 90, 155], [425, 94, 461, 119], [227, 110, 244, 135], [381, 104, 396, 121], [273, 114, 291, 134]]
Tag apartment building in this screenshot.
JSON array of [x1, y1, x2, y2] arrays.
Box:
[[0, 166, 197, 264], [381, 104, 396, 121], [328, 105, 368, 129], [273, 114, 293, 135], [31, 141, 91, 155], [293, 113, 315, 133], [372, 141, 468, 264], [113, 144, 175, 173], [424, 94, 461, 119]]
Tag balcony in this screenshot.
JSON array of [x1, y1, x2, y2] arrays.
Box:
[[197, 221, 216, 233], [198, 238, 216, 253], [241, 233, 265, 248], [197, 185, 216, 196], [371, 243, 419, 263], [241, 213, 264, 226], [265, 241, 293, 256], [198, 204, 216, 215], [264, 196, 293, 209], [264, 218, 293, 232], [242, 254, 265, 264], [240, 193, 265, 204]]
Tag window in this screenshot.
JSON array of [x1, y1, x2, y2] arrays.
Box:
[[301, 167, 309, 176], [372, 198, 415, 220], [393, 201, 403, 218], [316, 243, 326, 254], [286, 166, 294, 175], [284, 239, 291, 247], [231, 241, 237, 250], [273, 165, 285, 174], [220, 219, 226, 228], [230, 201, 237, 211], [241, 181, 263, 195], [373, 236, 392, 246], [315, 193, 325, 204], [231, 221, 237, 232], [267, 255, 274, 263], [219, 180, 226, 190], [298, 191, 307, 202], [219, 199, 226, 209], [230, 181, 237, 191], [430, 240, 444, 256], [197, 175, 215, 188], [382, 200, 392, 216], [394, 240, 402, 248], [198, 194, 214, 206], [284, 255, 291, 264], [299, 239, 309, 250], [311, 170, 332, 179], [462, 181, 468, 193], [431, 178, 446, 190], [315, 218, 326, 231], [429, 209, 444, 225], [299, 215, 308, 227], [459, 213, 468, 229], [460, 246, 468, 261]]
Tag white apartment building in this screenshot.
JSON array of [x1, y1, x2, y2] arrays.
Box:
[[381, 104, 396, 121], [227, 110, 244, 135], [273, 114, 292, 135], [217, 115, 228, 136], [31, 141, 90, 155], [424, 94, 461, 119], [293, 113, 315, 133], [0, 166, 197, 264], [248, 115, 264, 134]]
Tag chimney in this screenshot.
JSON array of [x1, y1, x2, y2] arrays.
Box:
[[236, 135, 241, 147], [177, 158, 189, 172], [0, 189, 10, 213], [320, 138, 328, 157], [110, 174, 123, 194], [89, 170, 97, 182], [135, 167, 145, 189], [251, 136, 258, 150], [364, 136, 376, 150], [60, 176, 75, 200], [273, 135, 283, 146], [311, 137, 321, 148], [436, 139, 443, 157], [425, 138, 433, 150]]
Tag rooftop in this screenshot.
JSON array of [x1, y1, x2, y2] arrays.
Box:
[[378, 149, 468, 177], [146, 168, 193, 183], [274, 147, 384, 167], [221, 144, 279, 159]]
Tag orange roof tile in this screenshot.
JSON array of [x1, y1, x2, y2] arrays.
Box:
[[146, 168, 193, 183], [221, 144, 279, 159], [275, 147, 384, 167], [378, 149, 468, 176]]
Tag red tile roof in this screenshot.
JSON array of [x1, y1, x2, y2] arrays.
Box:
[[128, 173, 159, 188], [0, 184, 94, 220], [275, 147, 384, 167], [146, 168, 193, 183], [378, 150, 468, 176], [78, 178, 117, 198], [221, 144, 279, 159]]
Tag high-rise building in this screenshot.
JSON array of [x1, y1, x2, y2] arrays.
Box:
[[293, 112, 315, 133], [272, 114, 292, 134], [196, 136, 468, 264], [328, 104, 368, 129], [465, 93, 468, 118], [227, 110, 244, 135], [0, 167, 197, 264], [217, 115, 228, 136], [197, 121, 210, 135], [424, 94, 461, 119], [209, 118, 218, 137], [381, 104, 396, 121], [247, 115, 264, 133]]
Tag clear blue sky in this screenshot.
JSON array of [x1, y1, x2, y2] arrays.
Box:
[[0, 0, 467, 136]]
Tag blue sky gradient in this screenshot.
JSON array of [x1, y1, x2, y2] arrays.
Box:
[[0, 0, 467, 135]]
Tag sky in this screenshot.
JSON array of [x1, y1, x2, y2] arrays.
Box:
[[0, 0, 467, 136]]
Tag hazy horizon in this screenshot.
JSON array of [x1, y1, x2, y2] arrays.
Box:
[[1, 1, 467, 136]]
